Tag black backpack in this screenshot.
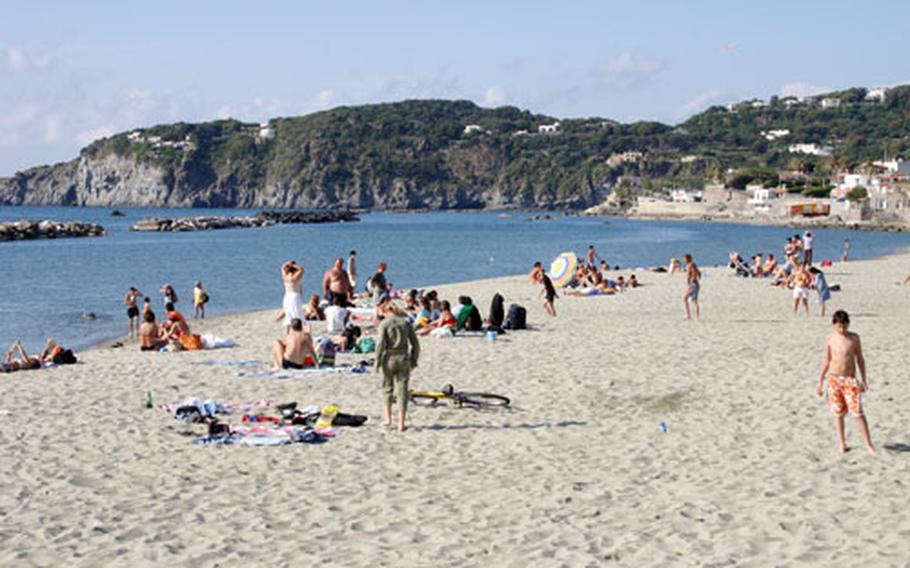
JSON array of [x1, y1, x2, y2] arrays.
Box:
[[503, 304, 527, 330]]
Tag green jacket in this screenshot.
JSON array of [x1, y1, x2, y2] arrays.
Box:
[[376, 315, 420, 367]]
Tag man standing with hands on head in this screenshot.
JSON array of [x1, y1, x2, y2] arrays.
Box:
[[323, 257, 354, 306], [375, 302, 420, 432]]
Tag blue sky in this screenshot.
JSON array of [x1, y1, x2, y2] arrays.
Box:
[[1, 0, 908, 175]]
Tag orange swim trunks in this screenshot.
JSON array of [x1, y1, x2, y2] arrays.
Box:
[[826, 373, 864, 417]]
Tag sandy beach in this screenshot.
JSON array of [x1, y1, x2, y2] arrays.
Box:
[[3, 251, 910, 567]]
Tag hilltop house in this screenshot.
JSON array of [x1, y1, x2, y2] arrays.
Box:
[[607, 151, 644, 167], [821, 97, 841, 109], [538, 122, 560, 134], [463, 124, 484, 135], [865, 87, 890, 103], [258, 122, 275, 141], [761, 129, 790, 141], [873, 159, 910, 176], [788, 143, 834, 157]]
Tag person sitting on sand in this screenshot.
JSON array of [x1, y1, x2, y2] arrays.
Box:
[[324, 295, 350, 334], [816, 310, 875, 454], [425, 290, 441, 320], [668, 257, 681, 275], [455, 296, 483, 332], [303, 294, 325, 321], [417, 300, 456, 335], [752, 254, 764, 278], [404, 289, 419, 314], [615, 275, 627, 292], [414, 297, 433, 329], [762, 254, 778, 277], [331, 324, 362, 352], [271, 318, 318, 370], [140, 311, 168, 352], [162, 302, 190, 340], [628, 274, 640, 288]]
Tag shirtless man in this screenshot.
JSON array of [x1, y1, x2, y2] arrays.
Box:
[[271, 318, 319, 371], [528, 261, 544, 284], [124, 287, 143, 338], [816, 310, 875, 454], [683, 253, 701, 320], [139, 311, 167, 352], [791, 264, 811, 316], [323, 258, 353, 306], [586, 245, 599, 268]]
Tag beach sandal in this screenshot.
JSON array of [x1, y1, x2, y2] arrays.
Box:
[[315, 404, 340, 428]]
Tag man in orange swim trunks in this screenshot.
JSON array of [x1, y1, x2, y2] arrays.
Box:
[[816, 310, 875, 454]]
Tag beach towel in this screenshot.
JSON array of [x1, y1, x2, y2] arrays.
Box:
[[236, 366, 368, 379], [194, 359, 266, 367], [193, 426, 331, 446], [201, 335, 236, 349], [159, 398, 272, 414]]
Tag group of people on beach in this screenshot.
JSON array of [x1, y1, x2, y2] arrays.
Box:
[[124, 282, 208, 352], [728, 231, 873, 453], [730, 230, 833, 316]]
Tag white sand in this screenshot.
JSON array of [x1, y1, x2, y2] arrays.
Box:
[[2, 252, 910, 566]]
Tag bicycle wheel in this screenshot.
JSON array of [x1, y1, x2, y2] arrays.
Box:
[[409, 392, 447, 407], [458, 392, 510, 407]]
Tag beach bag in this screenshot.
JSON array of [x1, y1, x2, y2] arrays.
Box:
[[179, 334, 203, 351], [53, 349, 77, 365], [316, 338, 336, 367], [354, 337, 375, 354], [504, 304, 527, 330]]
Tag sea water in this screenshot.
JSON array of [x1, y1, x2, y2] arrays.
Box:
[[2, 206, 909, 352]]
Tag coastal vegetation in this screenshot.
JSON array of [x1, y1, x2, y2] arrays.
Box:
[[3, 85, 909, 209]]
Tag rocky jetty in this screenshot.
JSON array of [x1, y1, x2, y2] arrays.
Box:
[[0, 219, 106, 241], [130, 210, 359, 232]]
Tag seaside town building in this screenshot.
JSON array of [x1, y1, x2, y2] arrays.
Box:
[[788, 143, 834, 156], [463, 124, 484, 135], [865, 87, 890, 103], [537, 122, 560, 134], [258, 122, 276, 141], [761, 129, 790, 141], [820, 97, 841, 109]]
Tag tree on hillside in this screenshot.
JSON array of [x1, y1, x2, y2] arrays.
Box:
[[846, 185, 868, 201]]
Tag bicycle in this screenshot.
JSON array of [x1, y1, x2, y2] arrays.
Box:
[[408, 383, 510, 408]]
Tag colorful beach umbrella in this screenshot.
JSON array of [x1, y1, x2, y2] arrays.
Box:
[[549, 252, 578, 287]]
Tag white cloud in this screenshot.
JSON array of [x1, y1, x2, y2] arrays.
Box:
[[43, 116, 60, 144], [601, 51, 661, 75], [780, 82, 830, 98], [75, 125, 116, 145], [481, 87, 506, 107], [5, 45, 53, 72], [215, 104, 232, 119], [0, 104, 41, 147], [674, 90, 734, 118], [306, 89, 335, 112]]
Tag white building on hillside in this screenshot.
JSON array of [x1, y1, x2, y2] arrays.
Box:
[[463, 124, 484, 134], [788, 143, 834, 157], [258, 122, 275, 141], [866, 87, 890, 103], [761, 129, 790, 141], [607, 151, 644, 167], [669, 189, 703, 203], [821, 97, 841, 109], [872, 159, 910, 176], [538, 122, 560, 134]]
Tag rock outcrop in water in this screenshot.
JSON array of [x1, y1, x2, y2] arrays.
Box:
[[130, 210, 359, 232], [0, 220, 106, 241]]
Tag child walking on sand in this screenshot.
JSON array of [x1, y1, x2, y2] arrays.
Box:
[[683, 253, 700, 320], [817, 310, 875, 454], [540, 271, 557, 317]]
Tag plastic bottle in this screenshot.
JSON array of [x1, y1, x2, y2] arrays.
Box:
[[145, 391, 154, 409]]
